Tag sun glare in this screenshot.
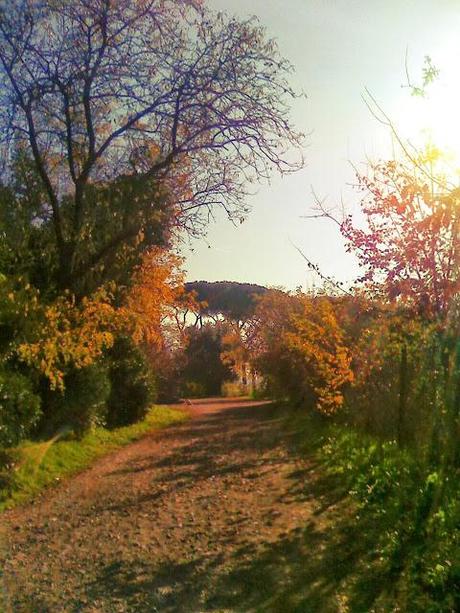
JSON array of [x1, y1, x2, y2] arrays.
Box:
[[396, 43, 460, 174]]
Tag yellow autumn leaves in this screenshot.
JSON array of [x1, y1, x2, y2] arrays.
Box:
[[9, 248, 189, 391], [252, 291, 354, 414], [285, 297, 354, 414], [17, 288, 119, 390]]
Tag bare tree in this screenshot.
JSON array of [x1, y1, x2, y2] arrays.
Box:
[[0, 0, 304, 291]]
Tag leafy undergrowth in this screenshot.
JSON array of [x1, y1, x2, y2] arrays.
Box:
[[287, 410, 460, 612], [0, 405, 187, 512]]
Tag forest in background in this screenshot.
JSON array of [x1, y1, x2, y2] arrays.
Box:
[[0, 1, 459, 610]]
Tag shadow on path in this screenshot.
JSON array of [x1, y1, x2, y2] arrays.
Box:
[[4, 399, 393, 612]]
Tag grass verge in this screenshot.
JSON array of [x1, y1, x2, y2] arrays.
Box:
[[0, 405, 187, 512], [285, 408, 459, 612]]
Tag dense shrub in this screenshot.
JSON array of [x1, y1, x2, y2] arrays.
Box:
[[250, 384, 270, 400], [0, 369, 42, 447], [253, 292, 353, 413], [221, 381, 247, 397], [106, 336, 157, 428], [0, 448, 17, 496], [151, 347, 183, 403], [182, 380, 207, 398], [40, 363, 111, 437], [181, 325, 234, 396], [319, 424, 460, 611], [343, 312, 445, 447]]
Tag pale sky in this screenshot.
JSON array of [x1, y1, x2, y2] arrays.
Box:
[[183, 0, 460, 290]]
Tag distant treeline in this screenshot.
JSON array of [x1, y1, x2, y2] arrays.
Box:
[[185, 281, 268, 320]]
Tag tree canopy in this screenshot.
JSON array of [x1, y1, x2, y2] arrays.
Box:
[[185, 280, 267, 321], [0, 0, 304, 292]]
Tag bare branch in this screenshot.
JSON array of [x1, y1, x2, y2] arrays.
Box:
[[0, 0, 304, 291], [289, 239, 353, 296]]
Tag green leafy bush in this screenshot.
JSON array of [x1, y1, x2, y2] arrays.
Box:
[[182, 380, 206, 399], [41, 362, 111, 437], [318, 425, 460, 611], [106, 336, 157, 428], [0, 369, 42, 447], [181, 326, 234, 396]]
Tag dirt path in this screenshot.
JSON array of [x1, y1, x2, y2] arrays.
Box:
[[1, 399, 347, 612]]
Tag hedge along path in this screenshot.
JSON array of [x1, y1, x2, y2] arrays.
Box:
[[1, 399, 349, 612]]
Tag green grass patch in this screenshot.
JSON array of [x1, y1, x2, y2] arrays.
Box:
[[283, 408, 460, 612], [0, 405, 187, 512]]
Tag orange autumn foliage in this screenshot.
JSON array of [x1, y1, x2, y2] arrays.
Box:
[[125, 247, 197, 348], [285, 296, 354, 413], [16, 248, 196, 390], [253, 291, 353, 414]]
